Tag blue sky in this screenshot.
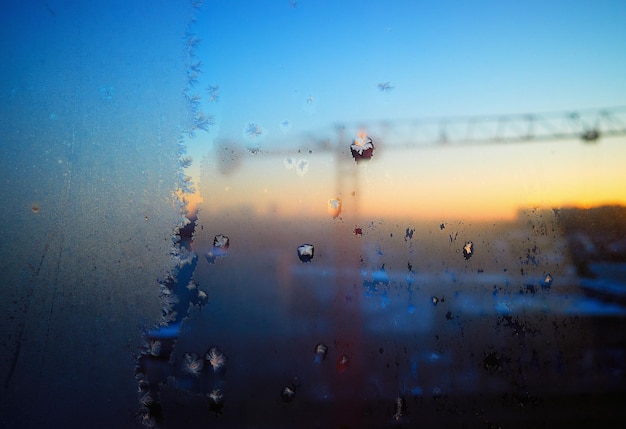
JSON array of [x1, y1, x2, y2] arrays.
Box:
[[2, 0, 623, 145], [193, 0, 626, 148], [183, 1, 626, 219], [4, 0, 623, 218]]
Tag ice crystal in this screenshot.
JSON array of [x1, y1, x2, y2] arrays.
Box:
[[182, 352, 204, 377], [206, 85, 220, 102], [377, 81, 394, 92], [206, 346, 227, 373], [179, 156, 193, 168], [195, 111, 215, 132], [244, 122, 263, 138]]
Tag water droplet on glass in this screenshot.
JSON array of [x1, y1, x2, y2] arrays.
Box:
[[280, 119, 291, 134], [350, 133, 375, 162], [328, 198, 342, 218], [432, 387, 443, 399], [291, 376, 301, 389], [314, 343, 328, 363], [99, 85, 114, 100], [281, 385, 296, 403], [543, 273, 553, 289], [206, 234, 229, 263], [337, 354, 350, 373], [404, 227, 414, 241], [303, 94, 316, 114], [431, 296, 439, 305], [297, 244, 314, 263], [463, 241, 474, 260], [207, 389, 224, 415], [213, 234, 229, 249]]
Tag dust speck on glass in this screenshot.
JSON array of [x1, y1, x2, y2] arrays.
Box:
[[1, 1, 626, 428]]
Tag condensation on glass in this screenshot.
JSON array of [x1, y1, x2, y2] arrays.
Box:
[[1, 1, 625, 429]]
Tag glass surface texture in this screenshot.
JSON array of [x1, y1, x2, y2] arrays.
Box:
[[1, 1, 626, 428]]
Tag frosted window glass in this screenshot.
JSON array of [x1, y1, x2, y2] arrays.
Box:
[[1, 1, 192, 427], [2, 1, 625, 428]]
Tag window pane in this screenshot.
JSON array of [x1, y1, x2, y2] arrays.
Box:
[[2, 1, 626, 428]]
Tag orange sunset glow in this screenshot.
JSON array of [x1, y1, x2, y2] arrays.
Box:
[[190, 135, 626, 222]]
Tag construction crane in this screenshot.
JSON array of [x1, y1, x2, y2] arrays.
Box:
[[319, 106, 620, 211], [227, 106, 626, 163], [346, 105, 626, 148], [219, 105, 626, 218]]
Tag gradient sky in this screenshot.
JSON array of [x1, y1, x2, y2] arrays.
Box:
[[184, 0, 626, 220]]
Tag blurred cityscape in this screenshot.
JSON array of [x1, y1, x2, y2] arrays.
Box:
[[135, 203, 626, 427]]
